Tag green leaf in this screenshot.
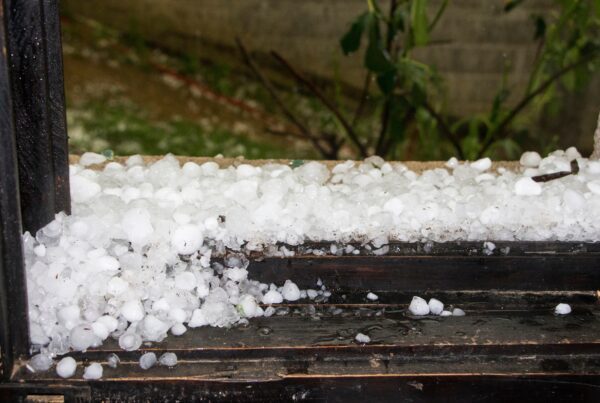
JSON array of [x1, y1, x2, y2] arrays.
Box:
[[411, 0, 429, 46], [376, 70, 397, 95], [340, 12, 369, 55], [532, 15, 546, 40], [364, 16, 395, 73], [290, 159, 305, 168], [504, 0, 525, 13]]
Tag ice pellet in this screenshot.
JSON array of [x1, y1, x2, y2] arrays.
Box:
[[56, 357, 77, 378], [263, 290, 283, 304], [83, 363, 103, 380], [408, 296, 430, 316], [428, 298, 444, 315], [27, 354, 53, 372], [366, 292, 379, 301], [555, 303, 572, 315], [139, 352, 157, 370], [355, 333, 371, 344], [514, 177, 542, 196], [158, 352, 178, 367], [452, 308, 466, 316], [281, 280, 300, 301], [519, 151, 542, 167]]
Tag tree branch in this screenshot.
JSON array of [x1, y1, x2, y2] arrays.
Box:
[[422, 101, 465, 159], [352, 72, 372, 126], [271, 51, 368, 157], [477, 53, 598, 157], [235, 38, 332, 158]]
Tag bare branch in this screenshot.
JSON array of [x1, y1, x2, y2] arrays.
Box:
[[271, 51, 368, 158], [477, 53, 598, 158], [352, 72, 372, 126], [591, 110, 600, 160], [422, 101, 465, 159], [235, 38, 332, 158]]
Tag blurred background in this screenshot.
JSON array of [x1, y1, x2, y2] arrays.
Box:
[[61, 0, 600, 160]]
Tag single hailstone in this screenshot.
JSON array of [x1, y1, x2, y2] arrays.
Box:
[[56, 357, 77, 378], [440, 310, 452, 317], [79, 152, 107, 167], [70, 325, 100, 351], [107, 353, 120, 368], [555, 303, 571, 315], [408, 296, 429, 316], [281, 280, 300, 301], [519, 151, 542, 167], [70, 175, 101, 203], [470, 157, 492, 171], [366, 292, 379, 301], [171, 323, 187, 336], [171, 224, 203, 255], [263, 289, 283, 304], [428, 298, 444, 315], [158, 352, 178, 367], [121, 299, 144, 322], [118, 333, 142, 351], [238, 294, 259, 317], [27, 353, 53, 372], [121, 208, 154, 247], [514, 177, 542, 196], [139, 352, 157, 370], [307, 289, 318, 299], [83, 363, 103, 380], [587, 180, 600, 195], [452, 308, 466, 316], [174, 272, 197, 290], [355, 333, 371, 344]]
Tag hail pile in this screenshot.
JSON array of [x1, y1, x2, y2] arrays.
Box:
[[25, 148, 600, 356]]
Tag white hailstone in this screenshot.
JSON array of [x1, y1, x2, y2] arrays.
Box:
[[27, 354, 53, 372], [452, 308, 466, 316], [70, 325, 100, 351], [159, 352, 178, 367], [281, 280, 301, 301], [519, 151, 542, 167], [236, 164, 258, 178], [174, 272, 197, 290], [563, 189, 585, 210], [121, 208, 154, 247], [565, 146, 581, 160], [514, 177, 542, 196], [139, 352, 157, 370], [56, 357, 77, 378], [33, 244, 46, 257], [171, 224, 203, 255], [296, 161, 330, 184], [171, 323, 187, 336], [555, 303, 572, 315], [408, 296, 429, 316], [182, 161, 201, 178], [83, 363, 103, 380], [355, 333, 371, 344], [107, 353, 120, 368], [383, 198, 404, 215], [168, 308, 187, 323], [587, 180, 600, 195], [445, 157, 459, 169], [92, 255, 120, 272], [224, 267, 248, 282], [471, 158, 492, 171], [121, 300, 144, 322], [307, 289, 318, 299], [428, 298, 444, 315], [126, 155, 143, 166], [57, 305, 80, 330], [91, 322, 110, 340], [188, 309, 207, 328], [238, 294, 259, 317], [118, 333, 142, 351], [263, 289, 283, 304], [141, 315, 170, 342], [70, 175, 101, 203], [440, 310, 453, 317], [79, 152, 107, 167], [107, 277, 129, 295], [366, 292, 379, 301]]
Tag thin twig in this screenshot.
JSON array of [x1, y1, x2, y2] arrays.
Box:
[[235, 38, 331, 158], [422, 101, 465, 159], [477, 53, 598, 157], [532, 159, 579, 182], [352, 72, 372, 126], [271, 51, 368, 157]]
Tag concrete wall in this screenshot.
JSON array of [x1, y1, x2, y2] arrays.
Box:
[[62, 0, 599, 153]]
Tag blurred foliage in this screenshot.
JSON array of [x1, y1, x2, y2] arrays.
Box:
[[338, 0, 600, 160]]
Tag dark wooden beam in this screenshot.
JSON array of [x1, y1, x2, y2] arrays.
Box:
[[0, 0, 29, 380], [4, 0, 70, 234]]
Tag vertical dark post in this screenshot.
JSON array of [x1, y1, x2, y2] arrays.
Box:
[[0, 2, 28, 380], [4, 0, 70, 234]]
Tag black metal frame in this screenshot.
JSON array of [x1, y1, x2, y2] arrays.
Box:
[[0, 1, 599, 401], [0, 0, 69, 381]]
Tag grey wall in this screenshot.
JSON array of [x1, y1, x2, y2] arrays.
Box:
[[62, 0, 599, 153]]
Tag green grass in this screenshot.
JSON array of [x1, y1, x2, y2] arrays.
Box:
[[67, 100, 302, 159]]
